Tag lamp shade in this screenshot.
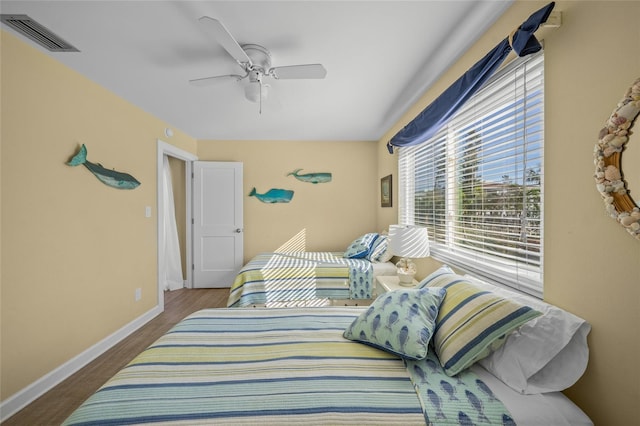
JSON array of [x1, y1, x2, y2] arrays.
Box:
[[388, 225, 430, 258]]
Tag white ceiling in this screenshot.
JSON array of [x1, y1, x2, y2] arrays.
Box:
[[1, 1, 513, 141]]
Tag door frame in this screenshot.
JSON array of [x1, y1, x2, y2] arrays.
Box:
[[156, 140, 198, 310]]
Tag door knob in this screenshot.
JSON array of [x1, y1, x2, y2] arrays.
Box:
[[235, 228, 243, 233]]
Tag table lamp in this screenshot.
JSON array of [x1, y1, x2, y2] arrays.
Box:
[[388, 225, 430, 285]]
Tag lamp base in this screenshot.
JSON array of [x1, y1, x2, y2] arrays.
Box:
[[397, 272, 416, 286]]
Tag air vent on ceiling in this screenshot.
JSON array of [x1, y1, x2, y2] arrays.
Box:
[[1, 14, 79, 52]]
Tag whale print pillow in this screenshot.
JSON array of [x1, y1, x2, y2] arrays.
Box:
[[343, 287, 446, 360]]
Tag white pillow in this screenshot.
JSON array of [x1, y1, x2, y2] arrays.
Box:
[[465, 275, 591, 394]]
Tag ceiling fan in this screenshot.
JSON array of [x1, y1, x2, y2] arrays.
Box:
[[189, 17, 327, 112]]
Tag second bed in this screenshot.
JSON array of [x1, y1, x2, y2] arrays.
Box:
[[227, 251, 396, 307]]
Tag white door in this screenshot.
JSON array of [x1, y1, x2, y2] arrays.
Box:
[[192, 161, 243, 288]]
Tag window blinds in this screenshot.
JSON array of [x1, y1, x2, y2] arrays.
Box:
[[399, 52, 544, 297]]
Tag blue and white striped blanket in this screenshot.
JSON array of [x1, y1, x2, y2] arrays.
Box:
[[64, 308, 513, 426], [227, 252, 374, 307]]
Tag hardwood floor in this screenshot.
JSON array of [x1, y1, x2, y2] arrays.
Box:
[[3, 288, 229, 426]]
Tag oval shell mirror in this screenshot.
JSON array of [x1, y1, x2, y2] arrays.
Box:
[[594, 78, 640, 240]]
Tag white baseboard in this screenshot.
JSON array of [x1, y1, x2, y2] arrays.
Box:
[[0, 305, 163, 422]]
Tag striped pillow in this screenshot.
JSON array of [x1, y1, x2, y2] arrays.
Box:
[[420, 266, 541, 376], [366, 235, 391, 262], [344, 233, 379, 259]]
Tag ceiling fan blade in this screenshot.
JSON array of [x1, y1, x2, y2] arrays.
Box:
[[198, 16, 251, 65], [271, 64, 327, 80], [189, 74, 243, 87]]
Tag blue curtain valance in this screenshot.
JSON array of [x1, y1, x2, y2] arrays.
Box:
[[387, 2, 555, 154]]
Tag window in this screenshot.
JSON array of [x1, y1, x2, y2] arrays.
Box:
[[398, 51, 544, 297]]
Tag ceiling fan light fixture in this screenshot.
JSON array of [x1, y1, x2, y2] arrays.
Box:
[[244, 81, 268, 103], [191, 17, 326, 110]]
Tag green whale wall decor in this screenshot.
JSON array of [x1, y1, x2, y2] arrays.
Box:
[[288, 168, 332, 184], [67, 144, 141, 190]]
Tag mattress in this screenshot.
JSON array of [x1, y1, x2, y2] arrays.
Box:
[[63, 307, 592, 426], [227, 251, 394, 307]]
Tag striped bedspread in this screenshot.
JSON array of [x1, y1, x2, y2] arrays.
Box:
[[64, 308, 425, 425], [64, 308, 513, 426], [227, 252, 374, 307]]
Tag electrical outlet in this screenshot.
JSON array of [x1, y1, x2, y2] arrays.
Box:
[[135, 288, 142, 301]]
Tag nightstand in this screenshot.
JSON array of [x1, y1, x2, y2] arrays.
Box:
[[375, 275, 419, 296]]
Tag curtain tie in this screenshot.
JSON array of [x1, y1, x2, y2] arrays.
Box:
[[508, 27, 519, 50]]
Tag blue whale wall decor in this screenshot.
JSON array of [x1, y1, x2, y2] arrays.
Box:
[[249, 187, 294, 203], [67, 144, 141, 190]]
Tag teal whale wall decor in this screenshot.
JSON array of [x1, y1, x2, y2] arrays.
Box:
[[67, 144, 141, 190], [249, 187, 294, 203], [288, 168, 332, 184]]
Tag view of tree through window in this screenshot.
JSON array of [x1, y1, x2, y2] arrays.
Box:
[[399, 51, 544, 297]]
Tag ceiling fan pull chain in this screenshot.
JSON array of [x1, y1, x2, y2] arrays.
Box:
[[259, 80, 263, 114]]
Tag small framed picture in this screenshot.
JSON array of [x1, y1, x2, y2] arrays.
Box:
[[381, 174, 392, 207]]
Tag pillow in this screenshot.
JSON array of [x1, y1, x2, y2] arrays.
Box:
[[367, 235, 393, 263], [417, 264, 456, 285], [344, 233, 379, 259], [419, 265, 542, 376], [343, 287, 446, 360], [465, 275, 591, 394]]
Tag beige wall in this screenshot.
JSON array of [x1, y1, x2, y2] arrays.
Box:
[[377, 2, 640, 424], [0, 30, 197, 399], [198, 140, 378, 262]]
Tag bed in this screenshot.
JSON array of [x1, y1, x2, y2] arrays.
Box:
[[227, 251, 396, 307], [64, 268, 593, 425], [227, 233, 396, 308]]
